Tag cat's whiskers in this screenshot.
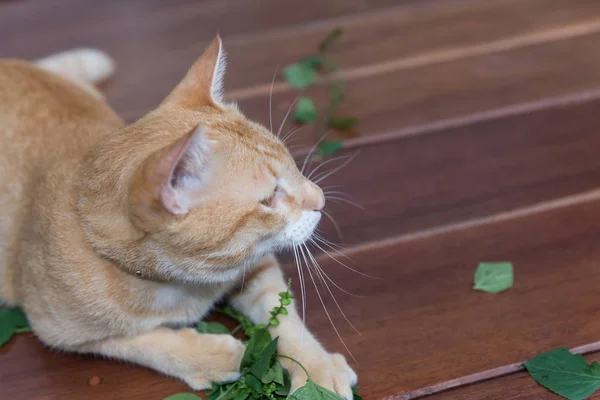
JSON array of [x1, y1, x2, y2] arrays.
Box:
[[311, 235, 380, 279], [313, 150, 361, 185], [304, 243, 363, 336], [306, 239, 364, 299], [324, 195, 364, 210], [306, 154, 349, 181], [300, 130, 333, 175], [292, 245, 307, 328], [281, 126, 305, 146], [321, 209, 344, 241], [269, 66, 278, 134], [277, 94, 301, 138], [297, 244, 357, 362]]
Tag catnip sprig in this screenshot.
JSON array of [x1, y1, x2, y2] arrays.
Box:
[[267, 279, 294, 327], [283, 28, 359, 158]]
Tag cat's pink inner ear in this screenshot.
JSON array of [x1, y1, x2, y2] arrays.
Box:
[[162, 35, 226, 108], [157, 126, 209, 215]]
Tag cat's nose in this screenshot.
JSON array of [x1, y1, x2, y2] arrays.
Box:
[[301, 181, 325, 211]]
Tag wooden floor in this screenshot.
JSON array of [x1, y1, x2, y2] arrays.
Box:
[[3, 0, 600, 399]]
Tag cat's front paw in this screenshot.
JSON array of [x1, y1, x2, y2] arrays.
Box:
[[287, 352, 357, 400], [181, 333, 245, 390]]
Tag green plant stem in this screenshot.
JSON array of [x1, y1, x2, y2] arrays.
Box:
[[266, 304, 286, 329], [276, 355, 311, 381]]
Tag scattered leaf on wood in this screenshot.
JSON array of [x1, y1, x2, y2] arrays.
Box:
[[524, 347, 600, 400], [473, 262, 514, 293]]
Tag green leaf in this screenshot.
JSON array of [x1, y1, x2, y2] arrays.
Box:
[[318, 140, 343, 157], [261, 362, 285, 385], [473, 262, 514, 293], [242, 328, 272, 368], [293, 97, 318, 124], [352, 386, 363, 400], [524, 347, 600, 400], [0, 308, 31, 346], [162, 394, 203, 400], [245, 374, 263, 394], [319, 28, 343, 52], [251, 337, 279, 379], [330, 117, 359, 131], [283, 64, 316, 89], [301, 56, 324, 69], [196, 321, 231, 335], [289, 379, 344, 400], [275, 369, 292, 396]]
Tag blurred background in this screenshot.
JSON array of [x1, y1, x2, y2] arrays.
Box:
[[3, 1, 600, 399]]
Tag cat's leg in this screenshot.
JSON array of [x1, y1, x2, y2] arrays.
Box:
[[230, 255, 357, 400], [77, 327, 245, 390]]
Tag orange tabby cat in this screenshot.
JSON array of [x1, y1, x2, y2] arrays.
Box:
[[0, 36, 356, 398]]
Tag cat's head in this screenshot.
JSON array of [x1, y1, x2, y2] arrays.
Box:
[[122, 36, 324, 281]]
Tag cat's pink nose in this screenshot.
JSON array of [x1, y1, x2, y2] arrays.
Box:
[[302, 181, 325, 211]]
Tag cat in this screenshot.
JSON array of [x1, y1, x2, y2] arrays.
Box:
[[0, 36, 357, 399]]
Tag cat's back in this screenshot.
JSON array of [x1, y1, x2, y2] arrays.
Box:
[[0, 60, 123, 304]]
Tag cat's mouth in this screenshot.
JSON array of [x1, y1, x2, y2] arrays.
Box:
[[282, 210, 321, 246]]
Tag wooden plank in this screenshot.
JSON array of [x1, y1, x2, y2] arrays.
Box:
[[240, 30, 600, 149], [5, 1, 600, 122], [5, 192, 600, 399], [285, 198, 600, 399], [424, 353, 600, 400], [0, 0, 402, 121], [308, 98, 600, 248]]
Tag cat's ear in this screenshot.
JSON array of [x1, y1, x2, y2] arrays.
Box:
[[154, 126, 214, 215], [163, 35, 227, 108]]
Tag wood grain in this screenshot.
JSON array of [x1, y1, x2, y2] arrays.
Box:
[[310, 98, 600, 248], [5, 0, 600, 124], [5, 194, 600, 399], [288, 198, 600, 399], [241, 30, 600, 149], [423, 353, 600, 400]]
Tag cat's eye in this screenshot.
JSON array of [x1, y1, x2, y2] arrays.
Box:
[[260, 186, 278, 207]]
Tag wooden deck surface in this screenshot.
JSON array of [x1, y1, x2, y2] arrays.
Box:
[[3, 0, 600, 399]]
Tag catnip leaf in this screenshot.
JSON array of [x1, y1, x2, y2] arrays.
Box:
[[242, 328, 272, 368], [524, 347, 600, 400], [0, 308, 31, 346], [196, 321, 230, 335], [261, 361, 285, 385], [330, 117, 359, 131], [251, 337, 279, 379], [473, 262, 514, 293], [289, 379, 344, 400], [319, 28, 343, 52], [301, 56, 324, 69], [232, 390, 250, 400], [245, 374, 263, 394], [293, 97, 318, 124], [162, 394, 203, 400], [284, 64, 316, 89], [318, 140, 343, 157], [275, 369, 292, 396]]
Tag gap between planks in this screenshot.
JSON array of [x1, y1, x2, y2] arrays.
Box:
[[386, 341, 600, 400], [227, 17, 600, 101], [291, 86, 600, 160]]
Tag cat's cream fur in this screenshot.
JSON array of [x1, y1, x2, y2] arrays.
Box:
[[0, 37, 356, 398]]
